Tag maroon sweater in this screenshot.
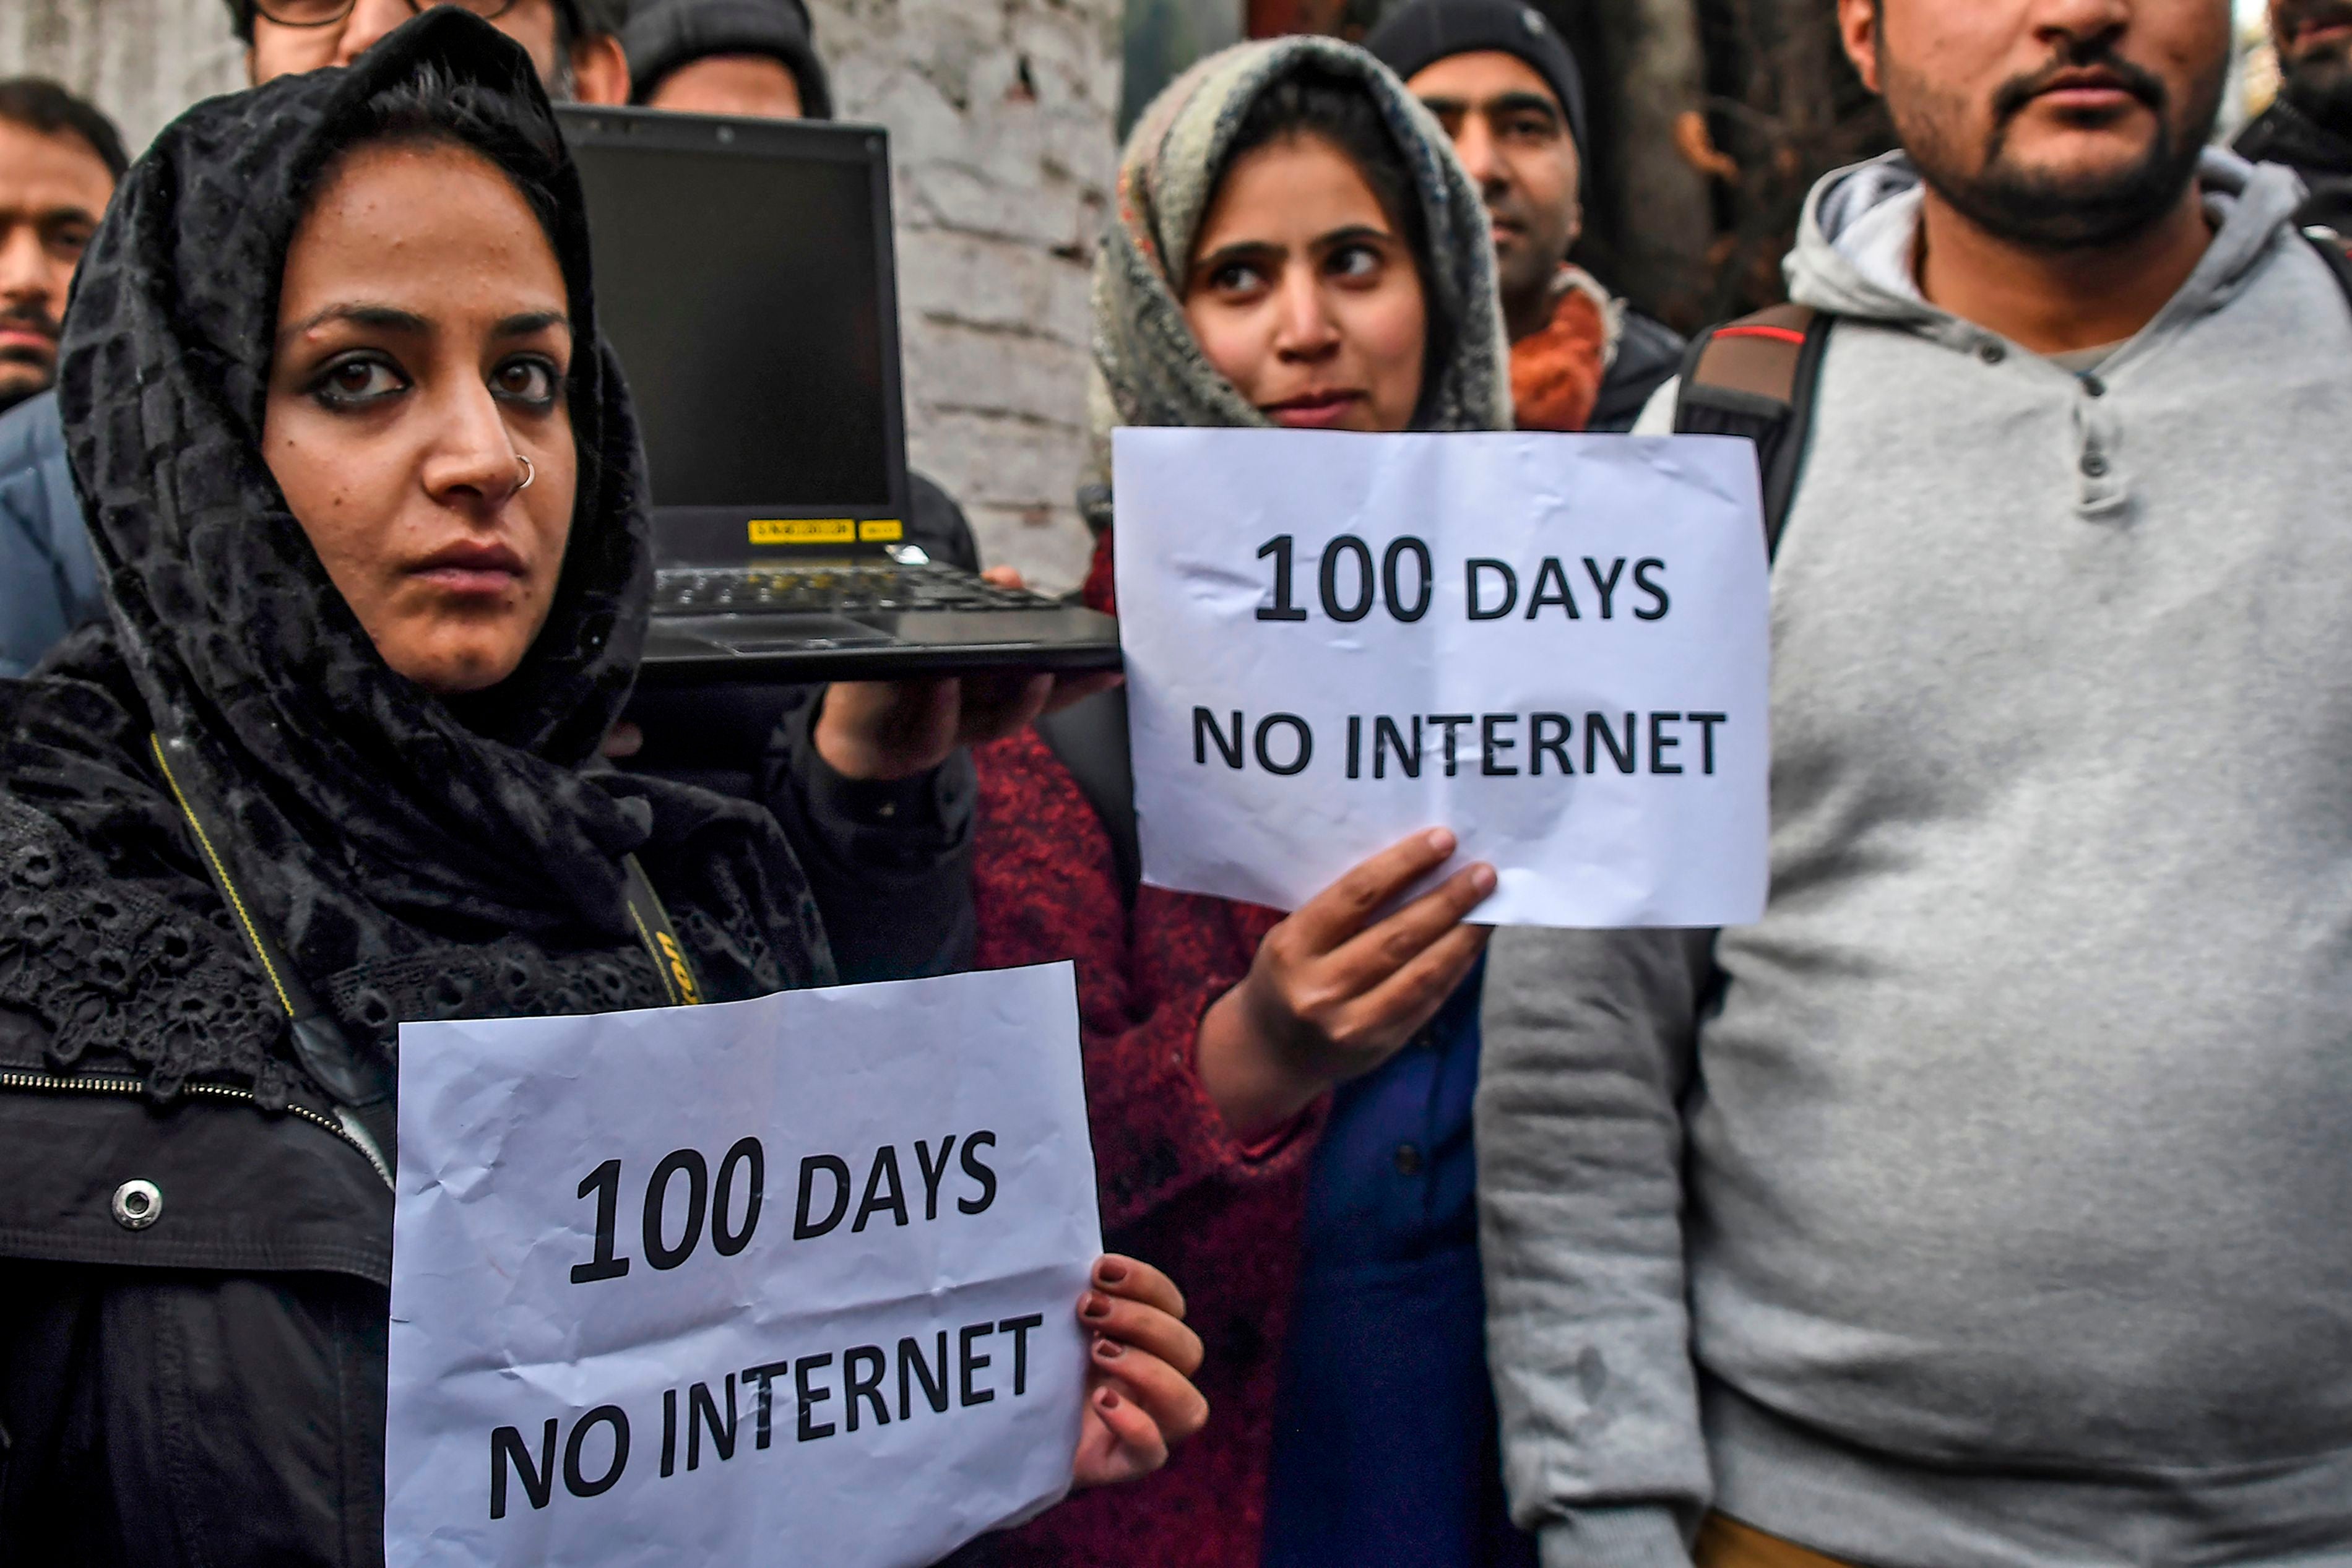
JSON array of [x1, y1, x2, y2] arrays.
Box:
[[972, 535, 1325, 1567]]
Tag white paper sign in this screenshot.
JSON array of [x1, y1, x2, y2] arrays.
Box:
[[383, 963, 1101, 1568], [1113, 428, 1770, 928]]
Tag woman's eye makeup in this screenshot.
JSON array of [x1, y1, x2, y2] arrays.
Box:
[[308, 351, 410, 409], [1326, 242, 1385, 282], [490, 354, 562, 409], [1207, 259, 1268, 295]]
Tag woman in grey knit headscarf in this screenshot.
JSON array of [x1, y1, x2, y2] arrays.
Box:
[[1079, 32, 1512, 520], [980, 35, 1536, 1568]]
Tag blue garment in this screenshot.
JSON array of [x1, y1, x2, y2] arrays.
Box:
[[0, 391, 105, 677], [1260, 957, 1536, 1568]]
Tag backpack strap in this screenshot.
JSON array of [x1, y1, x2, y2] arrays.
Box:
[[1672, 303, 1833, 560], [1033, 686, 1142, 910], [2304, 226, 2352, 306], [619, 854, 704, 1007]]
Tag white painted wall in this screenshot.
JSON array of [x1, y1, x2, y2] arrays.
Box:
[[0, 0, 1119, 588], [0, 0, 246, 153]]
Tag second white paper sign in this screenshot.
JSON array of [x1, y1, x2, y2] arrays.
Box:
[[1112, 428, 1771, 928]]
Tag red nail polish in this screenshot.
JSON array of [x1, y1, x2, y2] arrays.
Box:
[[1099, 1388, 1122, 1411], [1081, 1291, 1112, 1320], [1096, 1258, 1129, 1286], [1095, 1337, 1125, 1359]]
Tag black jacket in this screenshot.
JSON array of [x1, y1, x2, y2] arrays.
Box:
[[2236, 97, 2352, 236]]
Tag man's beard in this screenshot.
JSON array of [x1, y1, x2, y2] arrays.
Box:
[[1885, 33, 2223, 252], [2278, 0, 2352, 132], [0, 301, 59, 416]]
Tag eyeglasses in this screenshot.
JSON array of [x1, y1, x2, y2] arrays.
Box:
[[251, 0, 524, 29]]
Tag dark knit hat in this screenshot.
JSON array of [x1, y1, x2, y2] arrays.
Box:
[[1363, 0, 1587, 158], [621, 0, 832, 118]]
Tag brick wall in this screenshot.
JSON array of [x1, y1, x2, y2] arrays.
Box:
[[810, 0, 1118, 589], [0, 0, 1120, 590]]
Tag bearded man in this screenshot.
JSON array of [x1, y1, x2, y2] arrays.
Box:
[[1480, 1, 2352, 1564]]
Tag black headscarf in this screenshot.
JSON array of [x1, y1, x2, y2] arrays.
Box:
[[0, 10, 831, 1110]]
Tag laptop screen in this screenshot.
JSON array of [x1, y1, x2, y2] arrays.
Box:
[[562, 111, 904, 520]]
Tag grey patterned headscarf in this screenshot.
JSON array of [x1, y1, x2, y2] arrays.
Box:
[[1083, 35, 1511, 513]]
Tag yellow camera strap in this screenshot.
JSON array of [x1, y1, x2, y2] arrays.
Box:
[[619, 852, 704, 1007], [150, 731, 706, 1158]]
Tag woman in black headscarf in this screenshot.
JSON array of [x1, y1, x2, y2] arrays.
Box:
[[0, 14, 1200, 1562]]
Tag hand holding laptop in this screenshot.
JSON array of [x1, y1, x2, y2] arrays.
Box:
[[814, 666, 1124, 781]]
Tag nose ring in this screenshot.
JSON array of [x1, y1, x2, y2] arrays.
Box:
[[516, 454, 535, 493]]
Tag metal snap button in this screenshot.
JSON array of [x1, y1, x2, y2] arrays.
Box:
[[111, 1178, 162, 1231], [2081, 373, 2107, 397], [1393, 1142, 1425, 1178], [1977, 340, 2007, 365], [2081, 452, 2109, 478]]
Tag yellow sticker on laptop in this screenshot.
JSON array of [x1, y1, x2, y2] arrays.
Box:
[[748, 518, 855, 545]]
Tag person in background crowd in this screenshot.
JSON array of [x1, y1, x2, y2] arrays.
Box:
[[2236, 0, 2352, 231], [0, 80, 120, 418], [625, 0, 828, 118], [0, 20, 1204, 1562], [0, 79, 123, 678], [1482, 0, 2352, 1564], [1365, 0, 1682, 433], [237, 0, 631, 103], [971, 38, 1532, 1568]]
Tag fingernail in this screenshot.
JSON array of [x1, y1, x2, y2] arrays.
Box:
[[1081, 1291, 1112, 1320], [1425, 827, 1456, 855], [1094, 1337, 1126, 1361], [1471, 864, 1497, 895], [1096, 1258, 1128, 1286], [1098, 1387, 1122, 1411]]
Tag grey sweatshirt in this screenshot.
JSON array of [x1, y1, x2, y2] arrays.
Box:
[[1480, 149, 2352, 1568]]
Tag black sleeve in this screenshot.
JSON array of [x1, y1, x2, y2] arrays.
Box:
[[906, 471, 981, 572], [760, 694, 976, 984]]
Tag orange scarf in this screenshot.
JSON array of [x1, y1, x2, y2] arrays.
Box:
[[1509, 269, 1615, 433]]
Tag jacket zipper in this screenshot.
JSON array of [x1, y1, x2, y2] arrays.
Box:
[[0, 1069, 393, 1189]]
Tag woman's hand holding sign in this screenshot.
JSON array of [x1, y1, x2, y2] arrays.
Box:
[[1072, 1255, 1209, 1488], [1197, 829, 1495, 1140]]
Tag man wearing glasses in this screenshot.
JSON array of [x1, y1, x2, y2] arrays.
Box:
[[234, 0, 630, 100]]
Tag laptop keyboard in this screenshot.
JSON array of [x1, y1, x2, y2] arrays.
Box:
[[653, 561, 1053, 615]]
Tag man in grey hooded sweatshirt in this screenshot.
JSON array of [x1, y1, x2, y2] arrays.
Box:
[[1479, 2, 2352, 1566]]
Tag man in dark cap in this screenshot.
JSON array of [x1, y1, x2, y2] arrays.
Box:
[[2236, 0, 2352, 233], [624, 0, 831, 118], [1366, 0, 1684, 432]]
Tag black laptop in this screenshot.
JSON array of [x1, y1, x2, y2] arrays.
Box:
[[557, 105, 1118, 684]]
